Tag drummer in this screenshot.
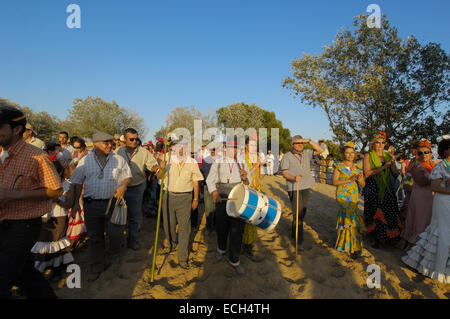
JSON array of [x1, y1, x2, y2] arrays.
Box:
[[206, 137, 251, 275]]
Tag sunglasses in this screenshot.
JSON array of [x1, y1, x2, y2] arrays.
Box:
[[418, 151, 431, 156], [375, 141, 385, 144], [74, 146, 83, 150], [293, 142, 304, 145], [128, 138, 138, 142]]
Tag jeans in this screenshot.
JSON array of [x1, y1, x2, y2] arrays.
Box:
[[124, 183, 146, 245], [0, 218, 56, 299], [84, 200, 124, 273]]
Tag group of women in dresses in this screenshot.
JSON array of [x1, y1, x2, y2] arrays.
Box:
[[332, 132, 449, 283]]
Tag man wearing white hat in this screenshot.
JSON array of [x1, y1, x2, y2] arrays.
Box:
[[70, 132, 132, 282], [157, 139, 204, 269], [23, 123, 45, 149]]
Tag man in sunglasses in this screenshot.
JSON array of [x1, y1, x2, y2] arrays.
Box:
[[280, 135, 323, 248], [115, 128, 158, 251]]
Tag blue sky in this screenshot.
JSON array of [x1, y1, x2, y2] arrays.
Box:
[[1, 0, 449, 141]]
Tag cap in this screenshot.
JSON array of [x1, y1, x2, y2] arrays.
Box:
[[92, 132, 114, 142], [25, 123, 37, 135], [120, 135, 126, 142], [0, 105, 26, 126]]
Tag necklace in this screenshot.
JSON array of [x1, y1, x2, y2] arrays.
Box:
[[94, 153, 110, 179], [227, 160, 235, 183], [125, 147, 137, 164], [177, 158, 185, 176], [442, 158, 450, 172]]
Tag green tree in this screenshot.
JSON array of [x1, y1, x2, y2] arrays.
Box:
[[283, 14, 449, 152], [216, 102, 292, 152], [61, 97, 147, 139]]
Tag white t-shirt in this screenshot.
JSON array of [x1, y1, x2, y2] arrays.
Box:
[[0, 149, 8, 164]]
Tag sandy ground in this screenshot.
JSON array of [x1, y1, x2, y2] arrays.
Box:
[[54, 176, 450, 299]]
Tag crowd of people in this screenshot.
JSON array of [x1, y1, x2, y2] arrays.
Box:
[[0, 103, 449, 299]]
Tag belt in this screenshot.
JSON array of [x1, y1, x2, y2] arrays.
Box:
[[83, 197, 110, 203], [169, 191, 192, 195]]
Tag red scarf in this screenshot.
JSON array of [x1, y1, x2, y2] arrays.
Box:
[[420, 161, 436, 173]]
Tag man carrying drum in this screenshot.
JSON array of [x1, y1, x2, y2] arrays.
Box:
[[206, 138, 251, 275], [280, 135, 323, 249]]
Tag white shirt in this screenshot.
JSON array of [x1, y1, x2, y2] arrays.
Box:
[[201, 148, 210, 159], [57, 148, 73, 163], [0, 149, 8, 164], [266, 154, 275, 163], [44, 180, 71, 218], [70, 152, 132, 199], [319, 143, 329, 158], [259, 152, 266, 164], [64, 144, 75, 154], [206, 156, 252, 193]]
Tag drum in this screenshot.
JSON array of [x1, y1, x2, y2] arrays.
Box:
[[226, 183, 281, 231]]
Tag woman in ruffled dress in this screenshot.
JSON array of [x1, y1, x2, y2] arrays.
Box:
[[31, 143, 75, 280], [399, 139, 435, 250], [333, 142, 366, 259], [363, 131, 402, 248], [402, 137, 450, 283], [65, 162, 87, 244]]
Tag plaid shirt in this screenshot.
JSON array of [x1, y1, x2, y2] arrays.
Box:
[[70, 151, 132, 199], [0, 138, 63, 222]]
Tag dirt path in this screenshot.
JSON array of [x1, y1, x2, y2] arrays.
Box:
[[54, 176, 450, 299]]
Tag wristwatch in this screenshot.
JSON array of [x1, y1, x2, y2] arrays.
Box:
[[193, 198, 199, 202]]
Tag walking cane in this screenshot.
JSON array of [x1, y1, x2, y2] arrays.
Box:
[[295, 181, 299, 257], [151, 120, 169, 283]]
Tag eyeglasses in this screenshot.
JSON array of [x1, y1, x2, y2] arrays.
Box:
[[375, 141, 385, 144], [74, 146, 83, 150], [418, 151, 431, 156]]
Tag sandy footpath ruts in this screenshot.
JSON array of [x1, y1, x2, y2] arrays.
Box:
[[55, 176, 450, 299]]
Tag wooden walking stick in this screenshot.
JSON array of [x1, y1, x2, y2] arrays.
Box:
[[151, 120, 169, 283], [295, 181, 299, 257]]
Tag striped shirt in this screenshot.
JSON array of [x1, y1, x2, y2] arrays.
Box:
[[0, 138, 62, 222], [70, 151, 132, 199]]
